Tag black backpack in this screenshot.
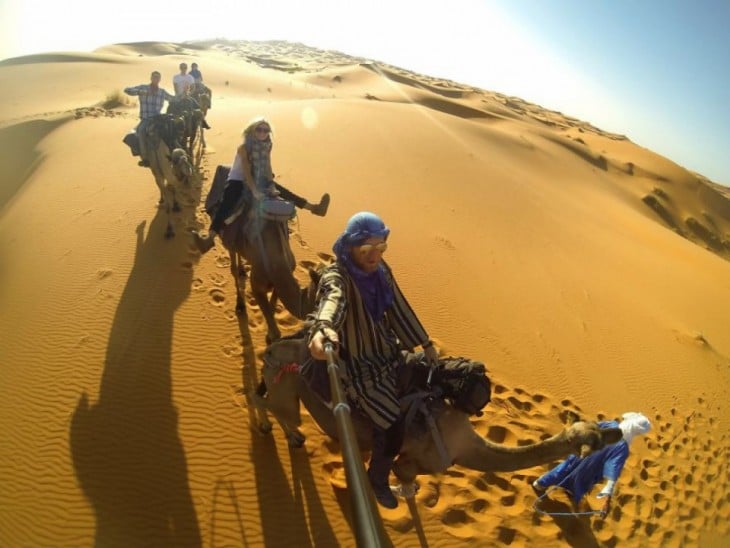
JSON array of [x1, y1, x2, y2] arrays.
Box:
[[436, 357, 492, 416]]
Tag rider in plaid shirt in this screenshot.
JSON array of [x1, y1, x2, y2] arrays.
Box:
[[124, 71, 176, 166]]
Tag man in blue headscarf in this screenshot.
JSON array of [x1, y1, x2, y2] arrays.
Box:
[[308, 212, 439, 509], [532, 412, 652, 518]]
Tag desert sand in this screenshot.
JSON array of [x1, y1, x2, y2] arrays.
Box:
[[1, 40, 729, 547]]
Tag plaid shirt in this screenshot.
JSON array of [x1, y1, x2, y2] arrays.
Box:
[[124, 84, 176, 120]]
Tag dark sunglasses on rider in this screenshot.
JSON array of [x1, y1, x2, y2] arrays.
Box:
[[255, 125, 271, 134], [356, 242, 388, 254]]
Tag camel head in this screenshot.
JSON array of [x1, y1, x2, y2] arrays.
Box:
[[169, 148, 192, 183], [264, 335, 310, 369], [564, 421, 623, 457]]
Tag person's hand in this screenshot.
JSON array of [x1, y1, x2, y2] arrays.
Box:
[[309, 327, 339, 360], [598, 495, 612, 519], [424, 344, 439, 366]]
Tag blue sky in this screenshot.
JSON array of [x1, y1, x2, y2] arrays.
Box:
[[1, 0, 728, 184]]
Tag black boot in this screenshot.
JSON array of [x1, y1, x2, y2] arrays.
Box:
[[310, 193, 330, 216], [368, 427, 398, 509]]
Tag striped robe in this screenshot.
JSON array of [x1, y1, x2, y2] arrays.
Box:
[[311, 261, 429, 429]]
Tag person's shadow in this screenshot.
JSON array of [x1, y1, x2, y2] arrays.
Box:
[[70, 211, 201, 547]]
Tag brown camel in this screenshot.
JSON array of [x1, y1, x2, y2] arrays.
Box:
[[251, 336, 623, 492], [189, 83, 210, 150], [221, 212, 317, 343], [145, 115, 192, 239], [166, 95, 204, 157]]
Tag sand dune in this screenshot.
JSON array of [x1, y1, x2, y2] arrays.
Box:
[[1, 39, 729, 547]]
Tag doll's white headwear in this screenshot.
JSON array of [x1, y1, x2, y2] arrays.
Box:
[[619, 412, 651, 444]]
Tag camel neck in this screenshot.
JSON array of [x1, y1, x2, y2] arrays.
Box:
[[478, 431, 574, 473]]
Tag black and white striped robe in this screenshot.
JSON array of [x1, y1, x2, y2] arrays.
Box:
[[311, 261, 430, 429]]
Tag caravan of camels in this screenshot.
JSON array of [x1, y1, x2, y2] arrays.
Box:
[[1, 40, 729, 547]]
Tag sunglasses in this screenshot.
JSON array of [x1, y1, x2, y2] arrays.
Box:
[[255, 126, 271, 134], [356, 242, 388, 254]]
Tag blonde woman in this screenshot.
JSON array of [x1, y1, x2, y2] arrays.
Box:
[[194, 117, 329, 253]]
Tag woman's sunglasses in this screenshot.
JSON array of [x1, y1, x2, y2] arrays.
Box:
[[356, 242, 388, 254], [255, 126, 271, 134]]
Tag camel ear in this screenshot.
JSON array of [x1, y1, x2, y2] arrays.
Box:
[[601, 427, 623, 445], [560, 409, 582, 426]]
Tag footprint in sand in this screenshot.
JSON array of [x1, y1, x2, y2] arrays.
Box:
[[322, 459, 347, 489], [209, 288, 226, 306], [96, 269, 113, 279], [221, 341, 242, 359], [208, 271, 227, 286], [214, 254, 231, 268]]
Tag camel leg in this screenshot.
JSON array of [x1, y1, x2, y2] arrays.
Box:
[[249, 271, 281, 344], [249, 390, 305, 447], [152, 173, 174, 239], [164, 199, 175, 239], [154, 173, 166, 206], [254, 287, 281, 344], [250, 368, 305, 446], [162, 182, 175, 239], [249, 391, 273, 435], [230, 252, 247, 316], [170, 184, 181, 213], [393, 455, 421, 486]]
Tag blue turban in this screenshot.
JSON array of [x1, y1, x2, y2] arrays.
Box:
[[333, 212, 393, 321]]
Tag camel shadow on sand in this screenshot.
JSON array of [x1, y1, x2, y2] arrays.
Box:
[[69, 201, 203, 546], [234, 317, 340, 547]]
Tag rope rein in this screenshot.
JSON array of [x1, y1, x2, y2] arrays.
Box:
[[532, 456, 603, 517]]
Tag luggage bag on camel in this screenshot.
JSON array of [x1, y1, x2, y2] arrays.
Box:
[[205, 164, 295, 224]]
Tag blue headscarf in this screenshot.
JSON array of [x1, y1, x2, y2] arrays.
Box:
[[333, 212, 394, 322]]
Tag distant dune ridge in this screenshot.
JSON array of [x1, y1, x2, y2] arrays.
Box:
[[0, 40, 728, 547]]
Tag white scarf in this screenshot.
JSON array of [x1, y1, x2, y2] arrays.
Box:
[[619, 412, 651, 444]]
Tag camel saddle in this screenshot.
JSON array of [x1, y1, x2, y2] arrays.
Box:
[[206, 164, 295, 224], [122, 114, 184, 158], [300, 350, 491, 418]]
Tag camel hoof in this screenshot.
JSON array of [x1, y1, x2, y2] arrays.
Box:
[[287, 431, 306, 448], [392, 482, 419, 499]]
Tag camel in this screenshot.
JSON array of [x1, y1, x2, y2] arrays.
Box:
[[145, 114, 192, 239], [251, 335, 624, 492], [219, 208, 318, 343], [189, 83, 210, 150], [167, 95, 204, 156]]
